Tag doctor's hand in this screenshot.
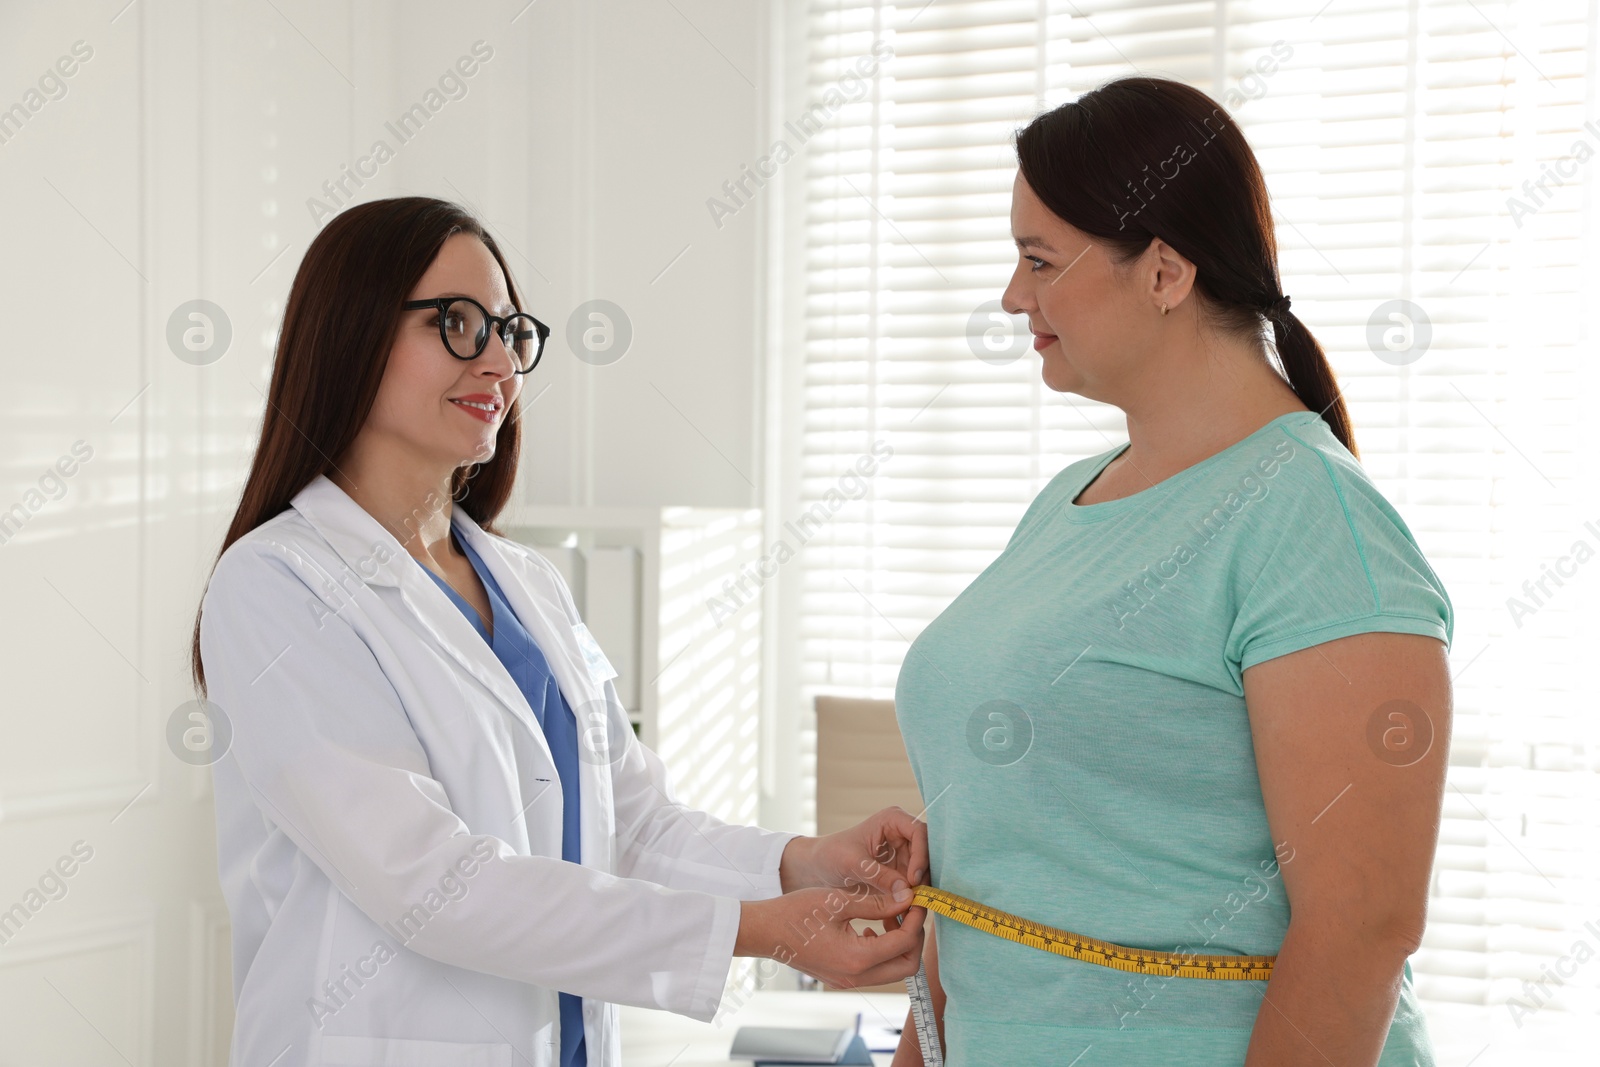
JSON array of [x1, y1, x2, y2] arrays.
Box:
[[735, 884, 926, 989], [779, 806, 929, 903]]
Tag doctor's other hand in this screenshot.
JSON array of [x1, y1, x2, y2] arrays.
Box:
[[735, 885, 927, 989], [779, 806, 929, 902]]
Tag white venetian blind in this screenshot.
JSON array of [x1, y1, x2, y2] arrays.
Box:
[[791, 0, 1600, 1056]]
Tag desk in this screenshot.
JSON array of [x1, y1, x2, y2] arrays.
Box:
[[620, 990, 910, 1066]]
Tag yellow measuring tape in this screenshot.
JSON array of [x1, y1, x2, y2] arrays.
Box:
[[911, 885, 1276, 981]]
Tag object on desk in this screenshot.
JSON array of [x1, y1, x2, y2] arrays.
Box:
[[753, 1035, 874, 1066], [859, 1020, 902, 1053], [762, 1035, 875, 1066], [728, 1025, 870, 1065]]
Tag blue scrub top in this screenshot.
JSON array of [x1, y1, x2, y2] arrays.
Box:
[[421, 522, 587, 1067]]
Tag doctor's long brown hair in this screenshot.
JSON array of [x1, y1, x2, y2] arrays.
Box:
[[189, 197, 525, 696]]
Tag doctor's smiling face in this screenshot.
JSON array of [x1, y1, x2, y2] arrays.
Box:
[[364, 232, 523, 479]]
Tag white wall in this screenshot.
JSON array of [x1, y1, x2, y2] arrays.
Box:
[[0, 1, 774, 1060]]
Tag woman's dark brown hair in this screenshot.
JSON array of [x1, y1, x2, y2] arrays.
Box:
[[1015, 75, 1357, 456], [189, 196, 525, 696]]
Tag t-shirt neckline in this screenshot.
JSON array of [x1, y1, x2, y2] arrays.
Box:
[[1062, 410, 1318, 523]]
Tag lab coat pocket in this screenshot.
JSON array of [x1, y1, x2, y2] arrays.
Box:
[[315, 1034, 520, 1066]]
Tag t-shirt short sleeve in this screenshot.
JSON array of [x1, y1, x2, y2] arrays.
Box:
[[1225, 440, 1453, 673]]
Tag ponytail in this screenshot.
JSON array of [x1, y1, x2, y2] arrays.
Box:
[[1269, 306, 1357, 457]]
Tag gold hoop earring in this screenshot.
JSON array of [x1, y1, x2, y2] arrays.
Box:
[[1160, 303, 1170, 316]]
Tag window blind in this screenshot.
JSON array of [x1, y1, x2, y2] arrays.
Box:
[[790, 0, 1600, 1055]]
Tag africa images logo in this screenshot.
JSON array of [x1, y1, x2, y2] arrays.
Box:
[[1108, 439, 1297, 630]]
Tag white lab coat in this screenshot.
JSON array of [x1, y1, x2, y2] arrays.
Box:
[[200, 473, 797, 1067]]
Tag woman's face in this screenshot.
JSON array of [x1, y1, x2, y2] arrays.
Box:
[[1001, 174, 1160, 400], [366, 233, 523, 475]]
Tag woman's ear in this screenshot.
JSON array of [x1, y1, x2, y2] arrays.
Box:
[[1147, 237, 1198, 313]]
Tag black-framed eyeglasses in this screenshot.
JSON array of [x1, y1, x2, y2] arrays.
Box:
[[403, 296, 550, 374]]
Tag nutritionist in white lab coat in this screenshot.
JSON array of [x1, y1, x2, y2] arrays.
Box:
[[190, 196, 927, 1067]]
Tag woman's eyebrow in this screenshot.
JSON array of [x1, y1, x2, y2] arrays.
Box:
[[435, 290, 517, 315], [1015, 236, 1058, 254]]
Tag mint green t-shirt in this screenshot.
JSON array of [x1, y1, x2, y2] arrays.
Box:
[[895, 410, 1452, 1066]]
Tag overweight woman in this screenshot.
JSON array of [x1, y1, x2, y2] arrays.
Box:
[[891, 77, 1453, 1066], [191, 198, 925, 1067]]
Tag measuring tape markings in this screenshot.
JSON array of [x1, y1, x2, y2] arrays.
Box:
[[905, 961, 944, 1067], [910, 885, 1276, 981]]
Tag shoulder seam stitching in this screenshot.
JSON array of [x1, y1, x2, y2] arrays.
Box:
[[1281, 423, 1380, 613]]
